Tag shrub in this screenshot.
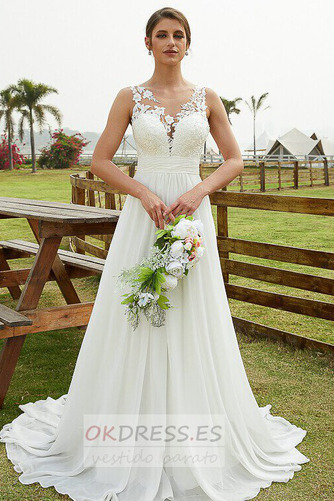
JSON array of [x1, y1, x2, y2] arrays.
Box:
[[0, 132, 25, 170], [38, 129, 89, 169]]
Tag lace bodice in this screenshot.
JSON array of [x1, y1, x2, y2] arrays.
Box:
[[130, 85, 210, 160]]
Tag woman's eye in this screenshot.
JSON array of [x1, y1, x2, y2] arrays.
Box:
[[157, 34, 184, 38]]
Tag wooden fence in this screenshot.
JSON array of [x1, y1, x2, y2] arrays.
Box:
[[70, 170, 334, 354], [200, 158, 334, 192]]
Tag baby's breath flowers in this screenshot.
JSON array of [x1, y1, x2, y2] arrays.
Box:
[[115, 214, 205, 331]]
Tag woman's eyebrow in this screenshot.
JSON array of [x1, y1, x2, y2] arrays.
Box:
[[156, 29, 184, 34]]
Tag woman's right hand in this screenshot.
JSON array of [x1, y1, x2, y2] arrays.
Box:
[[139, 189, 175, 229]]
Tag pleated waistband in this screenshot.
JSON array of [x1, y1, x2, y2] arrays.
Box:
[[135, 155, 200, 175]]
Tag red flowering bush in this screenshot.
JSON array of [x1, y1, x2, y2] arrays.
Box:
[[0, 133, 25, 170], [38, 129, 88, 169]]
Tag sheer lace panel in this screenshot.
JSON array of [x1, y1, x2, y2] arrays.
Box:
[[130, 85, 208, 154]]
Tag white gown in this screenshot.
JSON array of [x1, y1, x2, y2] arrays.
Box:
[[0, 84, 309, 501]]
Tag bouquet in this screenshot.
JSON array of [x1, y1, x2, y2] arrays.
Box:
[[115, 214, 205, 331]]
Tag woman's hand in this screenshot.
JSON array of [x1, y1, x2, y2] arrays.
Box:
[[139, 189, 175, 229], [163, 185, 207, 223]]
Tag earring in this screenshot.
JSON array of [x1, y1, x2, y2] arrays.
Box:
[[148, 49, 152, 55], [185, 50, 188, 55]]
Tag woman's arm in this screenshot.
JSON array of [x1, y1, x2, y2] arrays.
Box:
[[90, 87, 148, 200], [198, 87, 244, 196], [91, 88, 171, 230]]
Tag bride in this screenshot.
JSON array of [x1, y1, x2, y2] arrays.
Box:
[[0, 6, 309, 501]]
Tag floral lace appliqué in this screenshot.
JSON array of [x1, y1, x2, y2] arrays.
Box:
[[130, 85, 208, 156]]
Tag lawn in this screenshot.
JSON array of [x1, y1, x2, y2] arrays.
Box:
[[0, 166, 333, 500]]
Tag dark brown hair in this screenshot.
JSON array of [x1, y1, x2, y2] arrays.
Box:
[[146, 7, 191, 51]]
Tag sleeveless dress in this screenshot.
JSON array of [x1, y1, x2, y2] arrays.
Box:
[[0, 84, 309, 501]]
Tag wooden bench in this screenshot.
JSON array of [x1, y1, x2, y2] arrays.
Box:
[[0, 239, 106, 278], [0, 304, 33, 330]]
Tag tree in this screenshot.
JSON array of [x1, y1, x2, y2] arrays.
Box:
[[204, 96, 242, 158], [0, 87, 20, 170], [220, 97, 243, 125], [244, 93, 270, 159], [9, 78, 62, 173]]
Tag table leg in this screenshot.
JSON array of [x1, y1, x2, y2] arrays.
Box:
[[28, 219, 81, 304], [0, 247, 21, 300], [0, 236, 62, 409]]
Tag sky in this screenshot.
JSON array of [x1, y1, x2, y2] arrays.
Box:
[[1, 0, 333, 153]]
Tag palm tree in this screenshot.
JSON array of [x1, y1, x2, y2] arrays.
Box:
[[244, 93, 270, 159], [203, 96, 242, 159], [9, 78, 62, 173], [220, 97, 243, 125], [0, 87, 20, 171]]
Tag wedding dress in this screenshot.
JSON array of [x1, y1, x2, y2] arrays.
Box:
[[0, 84, 309, 501]]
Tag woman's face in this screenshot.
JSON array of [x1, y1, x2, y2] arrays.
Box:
[[146, 18, 188, 63]]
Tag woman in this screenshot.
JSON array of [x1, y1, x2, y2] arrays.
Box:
[[0, 7, 309, 501]]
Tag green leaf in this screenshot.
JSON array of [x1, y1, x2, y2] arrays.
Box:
[[158, 294, 169, 303], [157, 294, 171, 309], [135, 266, 154, 282], [155, 229, 168, 239], [121, 294, 135, 305]]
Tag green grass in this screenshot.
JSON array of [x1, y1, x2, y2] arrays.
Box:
[[0, 167, 333, 500]]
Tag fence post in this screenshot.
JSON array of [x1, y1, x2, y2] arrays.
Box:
[[217, 187, 229, 284], [239, 171, 244, 192], [86, 170, 95, 206], [259, 161, 265, 192], [293, 160, 299, 189], [278, 161, 282, 190], [324, 157, 329, 186], [71, 176, 86, 255], [129, 162, 136, 178], [309, 161, 313, 187]]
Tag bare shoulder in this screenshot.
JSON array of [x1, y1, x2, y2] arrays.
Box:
[[204, 87, 220, 100], [107, 87, 134, 123], [203, 87, 229, 121], [204, 87, 222, 109], [114, 86, 134, 106]]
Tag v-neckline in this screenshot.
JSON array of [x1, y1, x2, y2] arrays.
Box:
[[135, 84, 199, 121]]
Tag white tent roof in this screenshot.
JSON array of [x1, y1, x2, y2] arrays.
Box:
[[266, 128, 319, 156], [310, 133, 334, 156], [319, 138, 334, 156]]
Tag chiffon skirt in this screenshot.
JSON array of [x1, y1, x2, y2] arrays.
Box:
[[0, 170, 309, 501]]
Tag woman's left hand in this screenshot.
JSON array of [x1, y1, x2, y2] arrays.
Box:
[[162, 185, 207, 224]]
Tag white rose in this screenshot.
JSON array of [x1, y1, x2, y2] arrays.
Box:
[[169, 240, 184, 259], [171, 221, 188, 239], [161, 273, 178, 290], [184, 241, 192, 251], [165, 261, 184, 279], [171, 219, 197, 239]]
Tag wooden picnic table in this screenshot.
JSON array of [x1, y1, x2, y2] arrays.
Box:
[[0, 196, 120, 409]]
